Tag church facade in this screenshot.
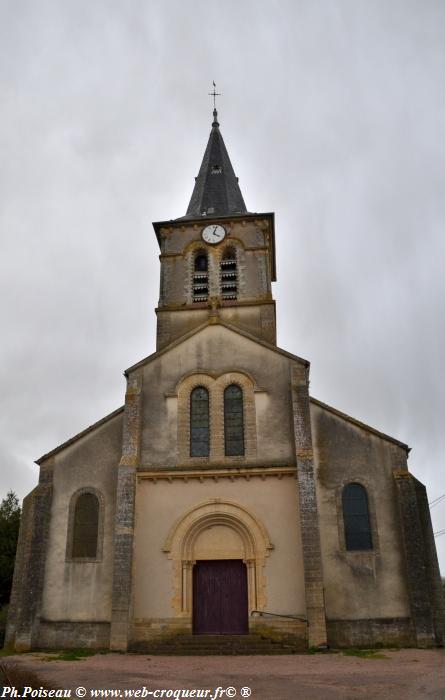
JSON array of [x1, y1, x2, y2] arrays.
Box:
[[6, 109, 444, 652]]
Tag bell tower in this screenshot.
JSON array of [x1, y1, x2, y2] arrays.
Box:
[[153, 107, 277, 350]]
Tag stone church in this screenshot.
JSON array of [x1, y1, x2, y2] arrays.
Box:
[[6, 107, 444, 653]]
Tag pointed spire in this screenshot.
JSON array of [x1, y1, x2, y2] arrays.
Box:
[[185, 107, 248, 219]]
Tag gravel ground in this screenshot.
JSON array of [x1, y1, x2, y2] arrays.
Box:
[[3, 649, 445, 700]]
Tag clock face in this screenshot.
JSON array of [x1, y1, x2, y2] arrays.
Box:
[[202, 224, 226, 245]]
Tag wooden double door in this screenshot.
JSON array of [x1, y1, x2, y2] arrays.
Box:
[[193, 559, 248, 635]]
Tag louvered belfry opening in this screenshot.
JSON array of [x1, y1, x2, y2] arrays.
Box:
[[193, 251, 209, 302], [224, 384, 244, 456], [220, 247, 237, 301], [72, 493, 99, 558], [342, 483, 373, 551], [190, 386, 210, 457]]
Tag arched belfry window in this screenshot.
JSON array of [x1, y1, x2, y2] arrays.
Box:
[[342, 483, 373, 551], [72, 492, 100, 559], [193, 251, 208, 302], [220, 247, 237, 300], [224, 384, 244, 456], [190, 386, 210, 457]]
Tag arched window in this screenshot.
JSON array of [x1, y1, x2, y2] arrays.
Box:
[[220, 248, 237, 300], [190, 386, 210, 456], [72, 492, 100, 559], [224, 384, 244, 456], [193, 251, 208, 302], [342, 483, 373, 551]]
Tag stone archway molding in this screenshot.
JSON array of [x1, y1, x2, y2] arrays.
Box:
[[163, 498, 274, 616]]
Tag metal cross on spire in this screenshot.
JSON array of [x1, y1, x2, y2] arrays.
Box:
[[208, 81, 221, 109], [209, 81, 221, 127]]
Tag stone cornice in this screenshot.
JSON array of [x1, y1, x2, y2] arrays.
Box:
[[137, 466, 296, 483]]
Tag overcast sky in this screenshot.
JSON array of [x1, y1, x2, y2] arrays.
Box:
[[1, 0, 445, 572]]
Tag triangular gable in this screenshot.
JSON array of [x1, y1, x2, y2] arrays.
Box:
[[124, 318, 309, 376]]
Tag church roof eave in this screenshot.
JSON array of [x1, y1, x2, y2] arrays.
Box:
[[35, 405, 125, 465], [309, 397, 410, 453], [120, 322, 409, 453], [152, 211, 274, 239], [152, 211, 277, 282]]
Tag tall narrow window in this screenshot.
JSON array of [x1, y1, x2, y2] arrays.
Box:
[[342, 483, 373, 551], [224, 384, 244, 456], [220, 248, 237, 300], [72, 492, 99, 559], [193, 252, 208, 302], [190, 386, 210, 456]]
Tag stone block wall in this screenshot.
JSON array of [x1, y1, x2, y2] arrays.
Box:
[[38, 621, 110, 649], [394, 471, 440, 647], [327, 617, 414, 648], [413, 477, 445, 645], [290, 362, 327, 648], [5, 460, 54, 651], [110, 370, 142, 651]]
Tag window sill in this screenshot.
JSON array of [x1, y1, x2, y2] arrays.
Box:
[[65, 557, 103, 563]]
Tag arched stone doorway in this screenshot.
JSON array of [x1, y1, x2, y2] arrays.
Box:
[[163, 499, 274, 633]]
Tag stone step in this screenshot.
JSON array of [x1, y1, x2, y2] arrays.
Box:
[[166, 636, 294, 644], [140, 647, 297, 656], [146, 643, 285, 649], [131, 634, 300, 655], [134, 646, 297, 656]]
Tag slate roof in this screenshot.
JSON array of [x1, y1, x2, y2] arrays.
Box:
[[181, 109, 248, 219]]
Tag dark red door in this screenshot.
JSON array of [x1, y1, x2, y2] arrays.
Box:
[[193, 560, 248, 635]]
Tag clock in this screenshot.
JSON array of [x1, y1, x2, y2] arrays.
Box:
[[202, 224, 226, 245]]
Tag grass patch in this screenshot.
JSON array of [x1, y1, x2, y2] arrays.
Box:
[[343, 648, 387, 659], [44, 649, 97, 662], [0, 648, 15, 657]]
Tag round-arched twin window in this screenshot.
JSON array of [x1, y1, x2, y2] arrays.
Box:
[[190, 386, 210, 456], [189, 384, 245, 458], [224, 384, 244, 456]]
